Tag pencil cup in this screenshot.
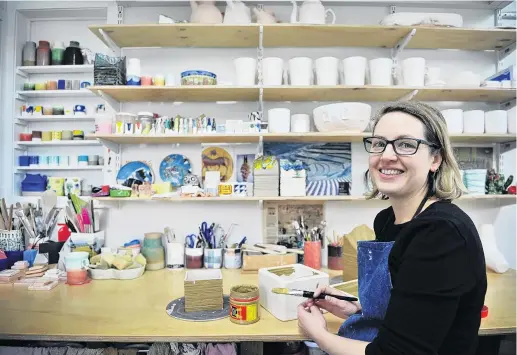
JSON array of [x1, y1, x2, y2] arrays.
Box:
[[204, 248, 223, 269], [327, 245, 343, 270], [185, 247, 204, 269], [166, 242, 184, 269], [304, 241, 322, 270], [224, 248, 242, 269]]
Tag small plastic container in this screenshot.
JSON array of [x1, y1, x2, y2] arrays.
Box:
[[95, 105, 113, 134], [224, 248, 242, 269], [204, 248, 223, 269], [304, 241, 322, 270], [138, 112, 154, 135], [115, 112, 137, 135], [328, 245, 343, 270], [185, 247, 204, 269]]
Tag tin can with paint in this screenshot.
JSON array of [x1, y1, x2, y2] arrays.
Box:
[[230, 285, 260, 325]]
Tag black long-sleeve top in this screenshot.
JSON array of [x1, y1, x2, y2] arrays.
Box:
[[365, 200, 487, 355]]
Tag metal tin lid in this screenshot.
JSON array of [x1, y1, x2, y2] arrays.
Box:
[[230, 284, 259, 300]]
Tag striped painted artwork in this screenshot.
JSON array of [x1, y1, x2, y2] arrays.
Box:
[[264, 142, 352, 196]]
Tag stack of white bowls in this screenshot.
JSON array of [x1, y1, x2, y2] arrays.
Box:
[[463, 169, 487, 195]]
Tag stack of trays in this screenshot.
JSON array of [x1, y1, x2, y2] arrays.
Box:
[[280, 159, 306, 197], [253, 156, 280, 197], [184, 269, 223, 312]]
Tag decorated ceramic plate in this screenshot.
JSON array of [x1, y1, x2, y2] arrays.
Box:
[[159, 154, 192, 187], [201, 147, 233, 182], [116, 161, 154, 187]]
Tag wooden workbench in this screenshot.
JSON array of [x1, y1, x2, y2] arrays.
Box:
[[0, 268, 514, 342]]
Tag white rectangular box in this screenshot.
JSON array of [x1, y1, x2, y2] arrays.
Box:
[[258, 264, 329, 321]]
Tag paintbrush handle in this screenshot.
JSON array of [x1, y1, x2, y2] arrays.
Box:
[[304, 291, 358, 302]]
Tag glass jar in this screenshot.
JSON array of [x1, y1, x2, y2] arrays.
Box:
[[138, 111, 154, 135], [36, 40, 50, 66], [22, 41, 36, 66]]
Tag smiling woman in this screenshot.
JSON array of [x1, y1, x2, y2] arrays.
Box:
[[297, 102, 487, 355]]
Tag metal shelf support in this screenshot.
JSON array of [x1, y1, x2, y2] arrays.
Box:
[[391, 28, 417, 84], [99, 29, 121, 55], [397, 89, 419, 101], [98, 90, 120, 112]]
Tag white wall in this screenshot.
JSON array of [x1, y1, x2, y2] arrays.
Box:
[[0, 2, 515, 266]]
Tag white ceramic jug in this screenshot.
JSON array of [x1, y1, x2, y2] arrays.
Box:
[[224, 0, 251, 24], [190, 0, 223, 24], [253, 7, 277, 24], [291, 0, 336, 24]]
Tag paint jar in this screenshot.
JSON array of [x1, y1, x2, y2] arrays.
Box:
[[304, 241, 322, 270], [49, 156, 60, 167], [39, 155, 49, 167], [229, 285, 260, 325], [185, 247, 204, 269], [78, 155, 88, 167], [60, 156, 69, 166], [22, 41, 36, 66], [41, 131, 52, 141], [19, 133, 32, 141], [34, 106, 43, 116], [52, 131, 62, 141], [32, 131, 42, 141], [62, 130, 73, 140], [127, 58, 141, 86], [204, 248, 223, 269], [166, 242, 185, 269], [327, 245, 343, 270], [29, 156, 39, 167], [52, 105, 64, 115], [73, 130, 84, 140], [47, 80, 57, 90], [141, 76, 153, 86], [224, 248, 242, 269], [43, 107, 53, 115], [36, 40, 51, 66], [19, 156, 30, 167], [51, 41, 65, 65], [153, 74, 165, 86], [35, 82, 46, 90]]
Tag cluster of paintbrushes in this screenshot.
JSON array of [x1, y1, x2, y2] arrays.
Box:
[[1, 191, 61, 248], [292, 215, 326, 242], [327, 231, 344, 247], [64, 194, 95, 234]]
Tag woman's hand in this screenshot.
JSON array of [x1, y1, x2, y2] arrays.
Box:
[[297, 303, 328, 340], [311, 286, 362, 319]]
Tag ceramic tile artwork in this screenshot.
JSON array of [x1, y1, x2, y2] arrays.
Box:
[[264, 142, 352, 196], [236, 154, 255, 183]]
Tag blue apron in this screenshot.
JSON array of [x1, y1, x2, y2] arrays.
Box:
[[338, 196, 429, 342]]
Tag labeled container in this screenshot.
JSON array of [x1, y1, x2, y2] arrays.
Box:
[[230, 284, 260, 325], [224, 248, 242, 269], [304, 241, 322, 270], [327, 245, 344, 270], [36, 40, 51, 66], [126, 58, 141, 86], [185, 247, 204, 269], [204, 248, 223, 269]]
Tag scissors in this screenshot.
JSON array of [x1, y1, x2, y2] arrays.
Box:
[[185, 234, 199, 248], [200, 222, 215, 249]]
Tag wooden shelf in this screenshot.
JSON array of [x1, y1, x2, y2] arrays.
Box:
[[17, 90, 95, 98], [90, 133, 515, 145], [89, 86, 259, 102], [88, 86, 515, 103], [89, 24, 259, 48], [15, 166, 103, 171], [17, 65, 93, 75], [16, 115, 95, 122], [263, 86, 516, 103], [88, 24, 515, 51], [15, 140, 100, 147], [93, 195, 516, 203]]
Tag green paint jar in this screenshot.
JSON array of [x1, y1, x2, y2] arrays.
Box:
[[51, 41, 65, 65]]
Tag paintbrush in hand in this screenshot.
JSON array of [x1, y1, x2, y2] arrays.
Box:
[[272, 288, 358, 302]]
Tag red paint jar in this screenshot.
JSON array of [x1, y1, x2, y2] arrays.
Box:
[[19, 133, 32, 141], [328, 245, 344, 270], [36, 40, 51, 66], [304, 241, 321, 270]]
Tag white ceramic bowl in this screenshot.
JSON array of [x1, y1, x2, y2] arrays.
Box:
[[313, 102, 372, 132]]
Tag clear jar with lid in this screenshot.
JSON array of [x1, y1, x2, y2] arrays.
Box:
[[138, 111, 155, 135], [115, 112, 137, 135]]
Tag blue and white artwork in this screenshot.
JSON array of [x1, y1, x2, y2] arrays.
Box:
[[264, 142, 352, 196], [160, 154, 192, 187], [116, 161, 154, 188]]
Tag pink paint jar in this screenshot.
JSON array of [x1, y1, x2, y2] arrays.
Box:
[[141, 76, 153, 86]]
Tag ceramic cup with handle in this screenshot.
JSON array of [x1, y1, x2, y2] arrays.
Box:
[[425, 67, 442, 86], [299, 5, 336, 24], [401, 57, 426, 87], [234, 57, 257, 86], [289, 57, 313, 86], [343, 56, 367, 86], [263, 57, 284, 86], [315, 57, 339, 86], [369, 58, 393, 86], [291, 113, 311, 133], [268, 108, 291, 133], [64, 251, 89, 270]]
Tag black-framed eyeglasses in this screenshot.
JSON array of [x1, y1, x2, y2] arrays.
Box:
[[363, 136, 440, 156]]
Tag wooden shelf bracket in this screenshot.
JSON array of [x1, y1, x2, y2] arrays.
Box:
[[496, 42, 516, 72]]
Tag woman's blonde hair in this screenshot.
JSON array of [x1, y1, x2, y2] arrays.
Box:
[[364, 101, 467, 200]]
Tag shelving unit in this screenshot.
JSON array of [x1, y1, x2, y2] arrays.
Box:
[[16, 115, 95, 123], [15, 166, 103, 171], [89, 24, 515, 50], [16, 90, 94, 98], [92, 195, 517, 203], [89, 85, 515, 103], [89, 132, 517, 145], [15, 140, 100, 147], [16, 64, 93, 76]]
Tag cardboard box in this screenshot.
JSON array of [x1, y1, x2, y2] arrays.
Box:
[[184, 269, 223, 312]]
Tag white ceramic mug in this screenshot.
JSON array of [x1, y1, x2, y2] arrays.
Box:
[[291, 114, 311, 133], [268, 108, 291, 133], [315, 57, 338, 86], [369, 58, 393, 86], [485, 110, 508, 134], [343, 56, 367, 86], [234, 57, 257, 86], [402, 57, 426, 87], [425, 67, 441, 86], [441, 109, 463, 134], [289, 57, 313, 86], [262, 57, 284, 86], [463, 110, 485, 134]]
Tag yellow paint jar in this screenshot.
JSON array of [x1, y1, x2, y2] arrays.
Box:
[[41, 131, 52, 141], [229, 284, 260, 325], [52, 131, 62, 141]]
